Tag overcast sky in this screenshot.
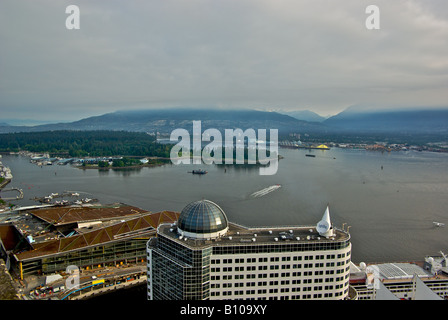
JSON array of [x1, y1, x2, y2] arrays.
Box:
[[1, 0, 447, 124]]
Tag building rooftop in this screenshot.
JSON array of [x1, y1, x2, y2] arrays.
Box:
[[177, 200, 229, 239], [28, 204, 147, 226], [373, 262, 432, 280], [350, 260, 448, 287], [160, 199, 347, 247], [15, 210, 180, 261], [158, 221, 350, 249]]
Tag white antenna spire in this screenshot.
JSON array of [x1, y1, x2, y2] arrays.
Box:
[[316, 205, 334, 238]]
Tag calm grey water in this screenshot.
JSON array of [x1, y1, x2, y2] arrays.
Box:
[[1, 148, 447, 263]]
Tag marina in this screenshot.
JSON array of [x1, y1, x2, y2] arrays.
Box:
[[0, 155, 13, 190], [30, 191, 97, 205]]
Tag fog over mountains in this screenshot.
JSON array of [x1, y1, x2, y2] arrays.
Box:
[[1, 107, 447, 135], [323, 107, 448, 134], [280, 110, 327, 123]]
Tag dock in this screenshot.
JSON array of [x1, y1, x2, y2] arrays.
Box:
[[0, 188, 24, 200]]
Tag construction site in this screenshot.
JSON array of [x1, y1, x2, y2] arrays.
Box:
[[0, 202, 180, 300]]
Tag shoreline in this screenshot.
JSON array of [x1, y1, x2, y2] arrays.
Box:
[[75, 161, 171, 171]]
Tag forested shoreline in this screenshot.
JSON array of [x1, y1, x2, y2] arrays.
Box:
[[0, 130, 173, 158]]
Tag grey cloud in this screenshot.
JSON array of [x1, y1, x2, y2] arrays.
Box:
[[0, 0, 447, 122]]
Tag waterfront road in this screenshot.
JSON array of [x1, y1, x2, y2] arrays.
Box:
[[23, 264, 147, 299]]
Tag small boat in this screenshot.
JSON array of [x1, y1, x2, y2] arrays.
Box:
[[190, 169, 208, 175], [251, 184, 281, 198], [305, 154, 316, 158]]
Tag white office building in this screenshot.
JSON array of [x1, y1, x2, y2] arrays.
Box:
[[147, 199, 352, 300]]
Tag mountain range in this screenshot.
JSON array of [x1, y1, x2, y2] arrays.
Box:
[[0, 109, 326, 134], [1, 107, 447, 136]]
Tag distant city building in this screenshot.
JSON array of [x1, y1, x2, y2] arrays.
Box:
[[147, 200, 352, 300]]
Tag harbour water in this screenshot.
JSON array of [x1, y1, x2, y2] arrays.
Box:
[[1, 148, 447, 263]]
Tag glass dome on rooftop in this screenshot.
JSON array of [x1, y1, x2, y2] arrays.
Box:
[[177, 200, 228, 239]]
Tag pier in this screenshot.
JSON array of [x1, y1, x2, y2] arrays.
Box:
[[0, 188, 23, 200]]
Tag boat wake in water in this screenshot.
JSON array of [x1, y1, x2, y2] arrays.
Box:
[[251, 185, 281, 198]]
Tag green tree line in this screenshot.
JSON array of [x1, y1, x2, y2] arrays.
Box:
[[0, 130, 173, 158]]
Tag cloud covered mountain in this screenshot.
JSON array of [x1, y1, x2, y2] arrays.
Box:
[[324, 107, 448, 134], [0, 108, 325, 134], [1, 107, 447, 136]]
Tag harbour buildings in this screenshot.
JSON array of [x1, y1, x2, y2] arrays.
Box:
[[0, 204, 179, 280], [1, 199, 446, 300], [147, 200, 353, 300]]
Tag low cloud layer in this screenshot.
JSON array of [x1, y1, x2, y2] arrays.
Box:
[[1, 0, 447, 122]]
